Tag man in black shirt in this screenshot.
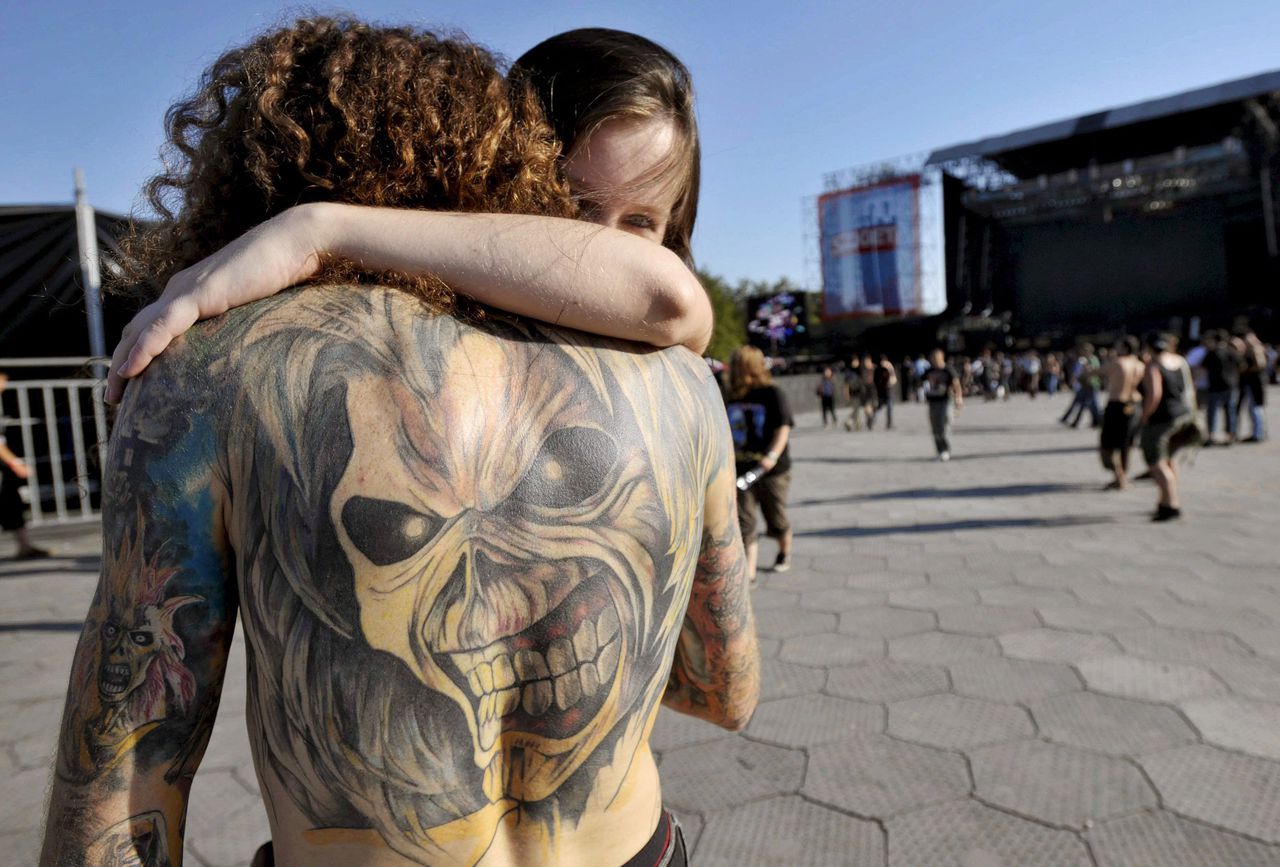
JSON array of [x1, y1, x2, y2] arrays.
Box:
[[922, 349, 963, 461], [1202, 330, 1242, 445]]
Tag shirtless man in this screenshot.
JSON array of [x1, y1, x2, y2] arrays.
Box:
[[1099, 336, 1147, 490], [40, 20, 757, 867]]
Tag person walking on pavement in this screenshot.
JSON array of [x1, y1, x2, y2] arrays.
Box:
[[1061, 345, 1102, 427], [843, 356, 865, 431], [816, 366, 837, 428], [1140, 333, 1200, 521], [1235, 326, 1268, 442], [870, 355, 897, 430], [727, 346, 794, 579], [1099, 337, 1146, 490], [923, 349, 963, 461], [0, 373, 50, 560], [858, 354, 878, 428], [1202, 329, 1242, 445]]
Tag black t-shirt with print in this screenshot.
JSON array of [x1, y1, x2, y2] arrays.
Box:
[[922, 365, 956, 403], [726, 385, 795, 475]]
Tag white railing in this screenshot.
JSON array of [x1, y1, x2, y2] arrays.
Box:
[[1, 357, 108, 527]]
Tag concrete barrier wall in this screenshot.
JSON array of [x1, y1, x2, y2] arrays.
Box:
[[718, 372, 864, 416]]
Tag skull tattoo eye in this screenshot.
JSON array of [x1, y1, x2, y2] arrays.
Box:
[[510, 427, 617, 509], [341, 495, 445, 566]]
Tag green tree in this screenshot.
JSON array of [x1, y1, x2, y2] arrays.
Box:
[[697, 268, 745, 361]]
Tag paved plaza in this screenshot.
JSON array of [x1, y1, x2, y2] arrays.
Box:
[[3, 391, 1278, 865]]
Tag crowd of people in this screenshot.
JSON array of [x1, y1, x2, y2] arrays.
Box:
[[7, 11, 1277, 866], [813, 327, 1275, 519]]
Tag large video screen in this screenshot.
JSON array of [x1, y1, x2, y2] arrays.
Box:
[[746, 291, 808, 352], [819, 174, 943, 319]]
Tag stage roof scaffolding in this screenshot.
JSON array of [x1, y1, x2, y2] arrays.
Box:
[[925, 69, 1280, 178]]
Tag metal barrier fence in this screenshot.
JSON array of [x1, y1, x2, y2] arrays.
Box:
[[1, 357, 107, 527]]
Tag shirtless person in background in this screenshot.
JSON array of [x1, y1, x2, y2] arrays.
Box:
[[1099, 335, 1147, 490], [40, 19, 757, 867]]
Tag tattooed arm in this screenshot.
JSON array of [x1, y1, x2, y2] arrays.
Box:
[[41, 347, 235, 867], [663, 416, 760, 730]]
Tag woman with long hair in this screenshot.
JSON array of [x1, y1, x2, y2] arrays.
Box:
[[726, 346, 794, 580], [107, 27, 712, 402]]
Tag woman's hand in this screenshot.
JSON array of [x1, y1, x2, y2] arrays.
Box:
[[105, 206, 324, 404]]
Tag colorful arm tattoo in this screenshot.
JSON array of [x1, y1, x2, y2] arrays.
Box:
[[662, 420, 760, 730], [41, 347, 235, 867]]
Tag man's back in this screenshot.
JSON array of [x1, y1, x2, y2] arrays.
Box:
[[1105, 356, 1145, 401], [43, 286, 753, 866], [1204, 345, 1241, 391]]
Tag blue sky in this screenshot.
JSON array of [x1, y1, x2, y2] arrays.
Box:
[[4, 0, 1279, 286]]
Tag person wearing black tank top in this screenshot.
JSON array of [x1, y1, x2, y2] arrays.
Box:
[[1140, 332, 1200, 521]]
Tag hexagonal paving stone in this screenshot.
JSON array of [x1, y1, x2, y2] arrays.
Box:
[[757, 636, 781, 659], [888, 694, 1033, 750], [779, 631, 883, 668], [1071, 582, 1177, 610], [1036, 601, 1152, 632], [798, 587, 885, 612], [649, 707, 734, 752], [746, 694, 884, 748], [838, 606, 935, 639], [980, 585, 1078, 608], [0, 766, 49, 835], [889, 586, 980, 610], [804, 734, 969, 818], [1209, 655, 1280, 703], [1140, 600, 1273, 634], [1113, 627, 1254, 668], [186, 770, 272, 867], [926, 568, 1015, 589], [886, 799, 1092, 866], [1180, 696, 1280, 761], [971, 739, 1156, 830], [758, 657, 827, 702], [1086, 810, 1280, 866], [936, 604, 1039, 636], [754, 607, 837, 640], [695, 795, 883, 867], [889, 631, 999, 665], [658, 738, 805, 813], [827, 659, 949, 703], [1031, 692, 1196, 756], [1077, 655, 1226, 703], [1141, 745, 1280, 844], [766, 568, 848, 593], [1000, 628, 1120, 663], [1234, 627, 1280, 661], [750, 586, 801, 610], [949, 656, 1082, 703], [848, 570, 927, 591]]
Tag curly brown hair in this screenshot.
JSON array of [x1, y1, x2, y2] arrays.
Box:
[[122, 16, 574, 305]]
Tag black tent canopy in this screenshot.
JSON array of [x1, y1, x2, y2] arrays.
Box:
[[0, 205, 139, 360]]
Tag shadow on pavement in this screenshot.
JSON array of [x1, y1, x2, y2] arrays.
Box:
[[798, 515, 1114, 538], [0, 560, 101, 579], [952, 425, 1072, 434], [794, 482, 1093, 506], [0, 620, 83, 633], [941, 445, 1096, 460]]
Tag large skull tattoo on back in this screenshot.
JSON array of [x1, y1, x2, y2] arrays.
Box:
[[223, 290, 716, 863]]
